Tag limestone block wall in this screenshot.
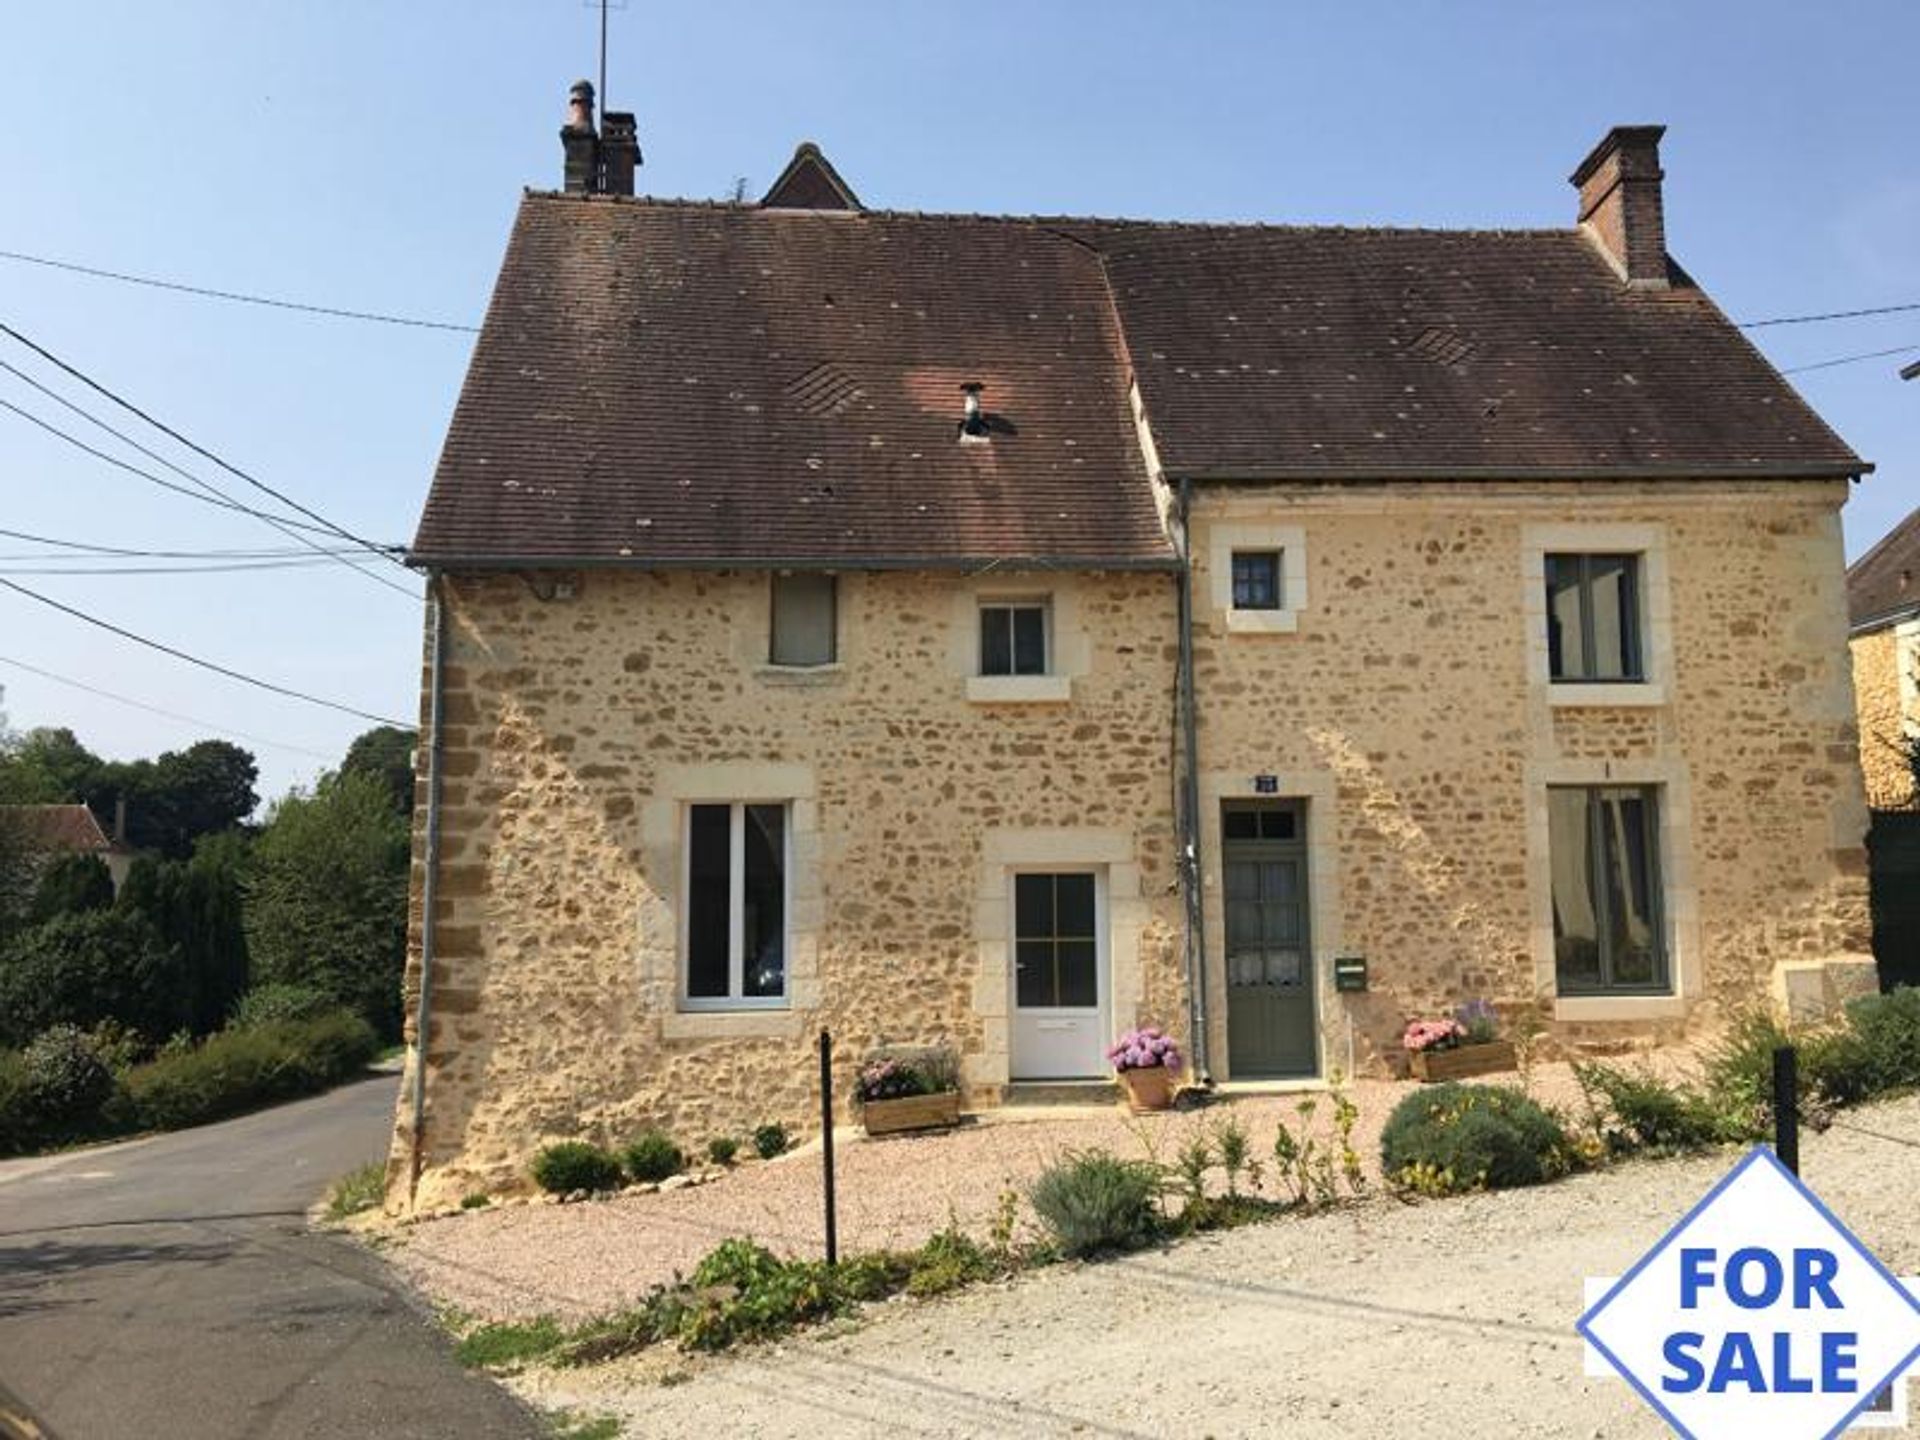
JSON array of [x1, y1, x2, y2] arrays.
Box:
[[388, 568, 1183, 1208], [1849, 622, 1919, 811], [1185, 479, 1873, 1078]]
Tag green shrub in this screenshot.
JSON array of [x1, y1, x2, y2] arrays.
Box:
[[706, 1136, 739, 1166], [231, 983, 336, 1030], [1572, 1063, 1730, 1154], [17, 1025, 115, 1140], [907, 1227, 995, 1296], [532, 1141, 624, 1195], [30, 853, 115, 922], [1028, 1149, 1162, 1257], [752, 1122, 790, 1159], [1844, 987, 1920, 1094], [1704, 1011, 1792, 1135], [680, 1239, 844, 1351], [460, 1192, 491, 1210], [120, 1012, 377, 1131], [326, 1160, 387, 1220], [1380, 1083, 1572, 1195], [0, 908, 187, 1046], [621, 1130, 684, 1184], [455, 1316, 570, 1371]]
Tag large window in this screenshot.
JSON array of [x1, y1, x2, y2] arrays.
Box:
[[1231, 551, 1282, 611], [684, 802, 788, 1006], [1549, 786, 1666, 995], [1546, 553, 1643, 682], [770, 573, 836, 667], [1013, 872, 1098, 1009], [980, 602, 1048, 676]]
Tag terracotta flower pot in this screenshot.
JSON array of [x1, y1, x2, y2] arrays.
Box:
[[1118, 1065, 1176, 1114]]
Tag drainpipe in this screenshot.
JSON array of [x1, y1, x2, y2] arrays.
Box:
[[1174, 478, 1212, 1081], [408, 572, 449, 1206]]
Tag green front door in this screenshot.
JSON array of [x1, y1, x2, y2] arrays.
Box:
[[1223, 802, 1317, 1077]]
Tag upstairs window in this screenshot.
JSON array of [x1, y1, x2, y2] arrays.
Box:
[[980, 602, 1049, 676], [685, 802, 788, 1006], [1231, 551, 1282, 611], [1546, 553, 1643, 682], [770, 573, 836, 667]]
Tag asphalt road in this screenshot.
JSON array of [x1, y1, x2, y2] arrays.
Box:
[[0, 1075, 540, 1440]]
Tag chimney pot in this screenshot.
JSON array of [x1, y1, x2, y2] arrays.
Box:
[[1570, 125, 1669, 288]]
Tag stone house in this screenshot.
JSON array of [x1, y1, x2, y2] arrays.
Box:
[[1847, 505, 1920, 811], [388, 91, 1877, 1207], [2, 802, 136, 895]]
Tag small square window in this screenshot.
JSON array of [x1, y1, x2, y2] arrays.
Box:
[[770, 573, 836, 667], [1545, 553, 1643, 682], [1231, 551, 1282, 611], [980, 602, 1049, 676]]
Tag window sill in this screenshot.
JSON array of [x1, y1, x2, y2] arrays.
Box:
[[1552, 993, 1685, 1023], [756, 663, 845, 687], [1224, 608, 1299, 635], [966, 674, 1072, 704], [1548, 682, 1666, 708], [664, 1007, 799, 1041]]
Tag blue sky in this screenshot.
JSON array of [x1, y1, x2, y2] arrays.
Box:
[[2, 1, 1915, 800]]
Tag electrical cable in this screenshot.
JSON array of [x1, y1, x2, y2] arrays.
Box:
[[1778, 342, 1920, 377]]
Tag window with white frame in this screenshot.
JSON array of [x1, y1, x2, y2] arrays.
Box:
[[769, 573, 836, 667], [1545, 553, 1644, 683], [684, 802, 788, 1006], [979, 601, 1049, 676], [1230, 551, 1283, 611], [1548, 785, 1667, 995]]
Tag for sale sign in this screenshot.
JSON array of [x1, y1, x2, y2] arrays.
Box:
[[1579, 1147, 1919, 1438]]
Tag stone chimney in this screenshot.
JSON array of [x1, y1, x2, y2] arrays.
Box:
[[1570, 125, 1669, 288], [600, 111, 641, 197], [561, 80, 599, 195]]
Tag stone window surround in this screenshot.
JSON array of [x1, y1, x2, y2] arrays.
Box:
[[1899, 618, 1920, 738], [950, 578, 1087, 705], [1522, 522, 1672, 708], [1206, 521, 1309, 633], [968, 828, 1145, 1090], [638, 761, 822, 1040], [1524, 756, 1701, 1022], [1195, 768, 1346, 1083]]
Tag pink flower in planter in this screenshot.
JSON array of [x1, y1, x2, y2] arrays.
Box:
[[1109, 1026, 1183, 1073]]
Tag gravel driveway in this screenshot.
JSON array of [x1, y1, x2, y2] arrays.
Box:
[[387, 1059, 1661, 1321], [507, 1093, 1919, 1439]]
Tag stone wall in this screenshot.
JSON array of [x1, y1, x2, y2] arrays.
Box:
[[1185, 479, 1874, 1078], [1850, 622, 1919, 811], [388, 568, 1184, 1209]]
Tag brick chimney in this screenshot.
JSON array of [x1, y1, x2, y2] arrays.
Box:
[[1570, 125, 1669, 288], [600, 111, 641, 197], [561, 80, 599, 195]]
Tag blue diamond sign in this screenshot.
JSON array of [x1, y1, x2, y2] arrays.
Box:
[[1579, 1147, 1920, 1438]]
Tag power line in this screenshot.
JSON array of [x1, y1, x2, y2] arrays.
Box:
[[0, 651, 337, 761], [1740, 300, 1920, 329], [0, 247, 479, 334], [0, 323, 412, 573], [0, 524, 359, 560], [1778, 342, 1920, 377], [0, 349, 418, 597], [0, 558, 349, 576], [0, 576, 411, 727]]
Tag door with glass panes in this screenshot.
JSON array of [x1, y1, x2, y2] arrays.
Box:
[[1009, 870, 1108, 1079], [1222, 802, 1317, 1077]]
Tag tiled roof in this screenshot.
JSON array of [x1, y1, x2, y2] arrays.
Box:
[[412, 192, 1865, 568], [1849, 505, 1920, 631], [3, 804, 110, 853], [413, 196, 1171, 567]]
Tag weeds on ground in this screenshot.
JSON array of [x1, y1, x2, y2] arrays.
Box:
[[548, 1410, 621, 1440], [324, 1160, 386, 1221]]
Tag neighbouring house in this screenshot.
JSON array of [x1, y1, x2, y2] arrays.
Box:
[[1847, 505, 1920, 811], [388, 87, 1878, 1207], [2, 801, 136, 896]]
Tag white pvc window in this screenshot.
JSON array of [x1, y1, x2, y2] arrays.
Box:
[[683, 802, 789, 1007]]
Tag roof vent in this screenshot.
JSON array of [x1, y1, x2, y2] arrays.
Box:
[[1408, 325, 1478, 368], [959, 382, 990, 441]]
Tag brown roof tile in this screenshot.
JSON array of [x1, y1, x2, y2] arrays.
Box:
[[4, 804, 110, 853], [1849, 506, 1920, 630]]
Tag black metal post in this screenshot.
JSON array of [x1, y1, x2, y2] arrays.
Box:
[[819, 1027, 838, 1265], [1772, 1045, 1799, 1176]]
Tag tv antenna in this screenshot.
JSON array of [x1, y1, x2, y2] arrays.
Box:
[[584, 0, 629, 112]]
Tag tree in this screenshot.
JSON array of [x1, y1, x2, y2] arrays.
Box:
[[29, 854, 114, 923], [102, 741, 259, 858], [0, 908, 187, 1046], [244, 770, 409, 1037], [117, 832, 252, 1035], [0, 727, 102, 805], [340, 726, 418, 818]]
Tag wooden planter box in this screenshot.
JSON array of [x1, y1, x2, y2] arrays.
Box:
[[1409, 1040, 1518, 1083], [861, 1090, 961, 1136]]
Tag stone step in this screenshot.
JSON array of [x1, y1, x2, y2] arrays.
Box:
[[1002, 1080, 1119, 1108]]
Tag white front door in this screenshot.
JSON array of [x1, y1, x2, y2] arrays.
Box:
[[1010, 870, 1109, 1080]]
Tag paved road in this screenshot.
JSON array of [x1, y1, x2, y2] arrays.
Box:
[[0, 1076, 539, 1439]]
